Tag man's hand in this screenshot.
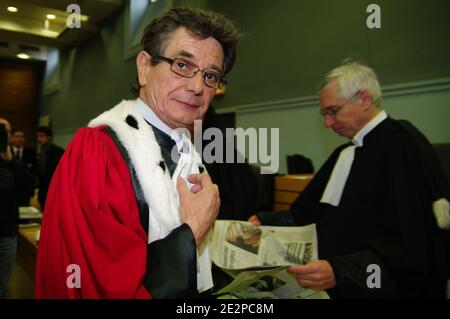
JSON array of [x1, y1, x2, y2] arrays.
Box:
[[248, 215, 261, 226], [287, 260, 336, 290], [177, 174, 220, 247]]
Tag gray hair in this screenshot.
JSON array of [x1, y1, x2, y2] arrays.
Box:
[[319, 62, 382, 106]]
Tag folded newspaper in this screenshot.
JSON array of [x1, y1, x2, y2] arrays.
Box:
[[211, 220, 329, 299]]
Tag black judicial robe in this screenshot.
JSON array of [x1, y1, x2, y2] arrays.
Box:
[[260, 117, 447, 298]]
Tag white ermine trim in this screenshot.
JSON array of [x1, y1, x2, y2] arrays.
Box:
[[88, 100, 181, 242]]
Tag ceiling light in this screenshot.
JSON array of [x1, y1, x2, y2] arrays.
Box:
[[17, 53, 31, 59], [150, 0, 158, 3], [7, 6, 18, 12], [46, 14, 56, 20]]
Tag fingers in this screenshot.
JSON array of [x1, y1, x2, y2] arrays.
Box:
[[178, 175, 203, 193], [287, 264, 315, 275], [176, 177, 189, 195], [190, 183, 202, 193], [288, 260, 336, 290], [291, 272, 322, 282], [296, 279, 317, 288], [187, 173, 212, 185], [177, 173, 220, 247]]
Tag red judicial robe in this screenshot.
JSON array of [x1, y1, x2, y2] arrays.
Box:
[[35, 127, 151, 298]]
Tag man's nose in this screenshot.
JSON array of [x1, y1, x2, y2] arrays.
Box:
[[186, 72, 204, 95], [323, 115, 334, 128]]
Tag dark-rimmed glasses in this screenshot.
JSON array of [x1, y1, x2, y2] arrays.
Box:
[[156, 55, 226, 89]]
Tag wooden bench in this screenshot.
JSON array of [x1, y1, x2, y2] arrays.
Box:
[[273, 174, 313, 211]]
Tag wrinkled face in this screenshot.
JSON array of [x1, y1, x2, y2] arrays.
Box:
[[37, 132, 50, 145], [11, 131, 25, 147], [137, 27, 224, 129], [319, 81, 367, 139]]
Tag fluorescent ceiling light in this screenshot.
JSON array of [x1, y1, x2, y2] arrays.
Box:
[[17, 53, 31, 59], [46, 14, 56, 20], [7, 6, 18, 12]]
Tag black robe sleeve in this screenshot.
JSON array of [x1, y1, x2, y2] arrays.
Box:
[[144, 224, 197, 298]]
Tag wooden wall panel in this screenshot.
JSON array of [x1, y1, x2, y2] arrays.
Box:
[[0, 60, 42, 148]]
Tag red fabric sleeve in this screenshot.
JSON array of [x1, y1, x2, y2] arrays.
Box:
[[35, 127, 151, 298]]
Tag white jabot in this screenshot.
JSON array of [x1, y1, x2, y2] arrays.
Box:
[[135, 98, 213, 292], [320, 110, 388, 206]]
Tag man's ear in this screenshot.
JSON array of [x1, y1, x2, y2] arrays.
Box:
[[358, 90, 373, 110], [136, 51, 151, 87]]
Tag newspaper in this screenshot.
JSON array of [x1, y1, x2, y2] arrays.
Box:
[[211, 220, 329, 299], [19, 206, 42, 219]]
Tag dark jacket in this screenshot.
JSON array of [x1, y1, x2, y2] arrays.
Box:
[[37, 143, 64, 209], [0, 158, 34, 237]]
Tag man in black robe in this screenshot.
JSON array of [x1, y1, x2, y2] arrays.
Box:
[[252, 62, 449, 298]]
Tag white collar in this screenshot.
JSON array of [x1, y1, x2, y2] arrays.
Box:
[[352, 110, 387, 147], [135, 98, 186, 153]]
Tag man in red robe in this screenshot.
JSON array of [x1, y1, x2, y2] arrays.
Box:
[[35, 7, 239, 298]]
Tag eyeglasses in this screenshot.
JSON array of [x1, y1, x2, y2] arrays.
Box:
[[319, 91, 361, 117], [156, 55, 227, 89], [320, 105, 345, 117]]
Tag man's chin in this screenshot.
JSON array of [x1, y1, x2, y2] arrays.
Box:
[[334, 130, 350, 139]]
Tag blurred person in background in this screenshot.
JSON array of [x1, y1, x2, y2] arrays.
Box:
[[36, 126, 64, 211], [0, 118, 34, 298]]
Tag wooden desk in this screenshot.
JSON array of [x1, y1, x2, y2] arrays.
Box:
[[17, 226, 39, 278], [274, 174, 313, 211], [9, 225, 40, 298]]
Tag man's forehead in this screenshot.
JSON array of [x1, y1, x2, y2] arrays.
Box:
[[165, 28, 223, 65], [320, 82, 344, 105], [174, 40, 222, 58], [321, 81, 339, 95]]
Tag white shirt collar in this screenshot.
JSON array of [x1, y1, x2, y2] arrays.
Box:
[[135, 98, 186, 153], [352, 110, 388, 147]]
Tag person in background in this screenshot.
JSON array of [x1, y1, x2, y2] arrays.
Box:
[[10, 128, 37, 206], [36, 7, 238, 298], [10, 128, 37, 174], [36, 126, 64, 211], [0, 118, 34, 298], [250, 62, 449, 298]]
